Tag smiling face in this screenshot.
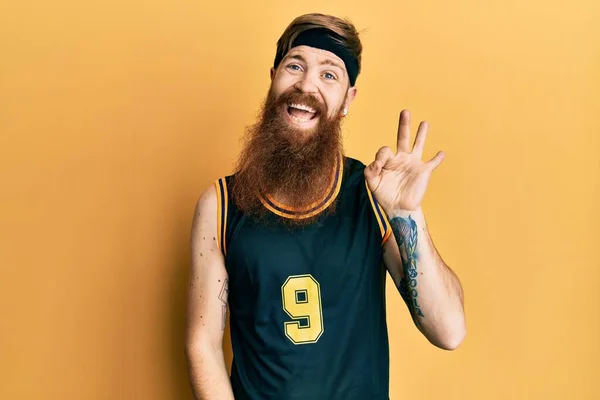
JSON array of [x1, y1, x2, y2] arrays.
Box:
[[269, 45, 357, 135], [230, 45, 358, 225]]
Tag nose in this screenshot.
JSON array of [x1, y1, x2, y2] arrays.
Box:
[[294, 72, 319, 94]]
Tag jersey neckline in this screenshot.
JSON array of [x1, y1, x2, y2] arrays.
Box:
[[258, 154, 344, 220]]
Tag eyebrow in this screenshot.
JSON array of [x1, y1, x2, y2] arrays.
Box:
[[284, 53, 346, 76]]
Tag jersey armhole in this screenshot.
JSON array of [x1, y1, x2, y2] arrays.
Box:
[[364, 180, 393, 246], [214, 177, 229, 256]]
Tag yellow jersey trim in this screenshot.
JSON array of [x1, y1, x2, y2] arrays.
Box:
[[214, 178, 229, 256], [365, 180, 392, 246]]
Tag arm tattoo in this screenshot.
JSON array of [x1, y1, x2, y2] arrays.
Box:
[[218, 279, 229, 331], [390, 216, 425, 318]]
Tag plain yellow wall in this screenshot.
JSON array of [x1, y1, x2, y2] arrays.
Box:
[[1, 0, 599, 399]]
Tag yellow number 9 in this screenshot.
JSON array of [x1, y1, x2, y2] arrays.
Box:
[[281, 274, 324, 344]]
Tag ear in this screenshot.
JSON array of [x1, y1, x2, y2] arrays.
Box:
[[270, 67, 276, 81], [343, 86, 358, 114]]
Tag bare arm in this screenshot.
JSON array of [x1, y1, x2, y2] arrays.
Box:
[[383, 207, 466, 350], [185, 185, 234, 399], [365, 110, 465, 350]]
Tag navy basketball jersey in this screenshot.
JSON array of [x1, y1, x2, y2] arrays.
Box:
[[214, 156, 392, 400]]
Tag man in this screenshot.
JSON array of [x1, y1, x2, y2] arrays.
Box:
[[186, 13, 466, 400]]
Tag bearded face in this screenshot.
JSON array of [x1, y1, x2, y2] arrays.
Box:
[[230, 46, 356, 226]]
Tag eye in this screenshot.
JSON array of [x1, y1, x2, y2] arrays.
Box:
[[287, 64, 302, 72], [323, 72, 337, 81]]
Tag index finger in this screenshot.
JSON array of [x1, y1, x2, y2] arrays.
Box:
[[397, 109, 411, 153]]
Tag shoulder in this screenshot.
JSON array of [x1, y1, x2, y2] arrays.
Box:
[[194, 173, 236, 217], [342, 156, 393, 245], [193, 174, 233, 230], [343, 155, 367, 172], [194, 176, 236, 256], [342, 156, 367, 185], [195, 182, 218, 216], [191, 183, 219, 245], [338, 156, 369, 204]]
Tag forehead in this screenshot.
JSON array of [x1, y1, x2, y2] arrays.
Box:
[[283, 45, 346, 69]]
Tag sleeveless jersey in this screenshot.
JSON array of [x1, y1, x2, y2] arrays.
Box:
[[214, 156, 393, 400]]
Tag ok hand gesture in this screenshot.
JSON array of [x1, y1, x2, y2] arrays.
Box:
[[364, 110, 445, 212]]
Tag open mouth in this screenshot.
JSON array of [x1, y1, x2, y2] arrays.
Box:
[[286, 102, 319, 124]]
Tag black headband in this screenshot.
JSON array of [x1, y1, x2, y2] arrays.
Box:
[[273, 28, 359, 86]]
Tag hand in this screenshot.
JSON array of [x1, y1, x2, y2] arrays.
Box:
[[364, 109, 445, 212]]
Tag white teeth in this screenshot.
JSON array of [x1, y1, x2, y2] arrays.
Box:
[[289, 103, 316, 113]]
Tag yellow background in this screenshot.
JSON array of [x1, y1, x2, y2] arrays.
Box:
[[1, 0, 599, 398]]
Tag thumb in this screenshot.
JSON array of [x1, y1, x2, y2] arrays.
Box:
[[364, 160, 383, 180]]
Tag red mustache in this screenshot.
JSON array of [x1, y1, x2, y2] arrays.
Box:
[[275, 90, 327, 116]]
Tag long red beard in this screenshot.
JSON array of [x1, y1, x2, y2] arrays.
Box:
[[230, 88, 345, 226]]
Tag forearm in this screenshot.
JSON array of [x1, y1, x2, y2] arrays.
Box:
[[388, 206, 466, 350], [186, 342, 234, 400]]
